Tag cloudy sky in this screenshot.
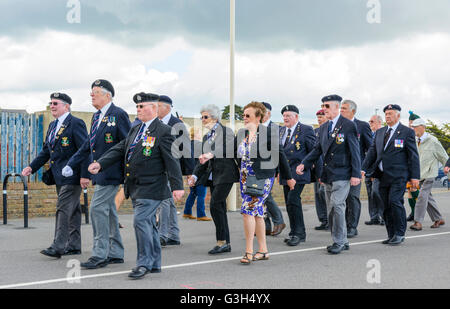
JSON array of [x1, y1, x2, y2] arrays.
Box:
[[0, 0, 449, 124]]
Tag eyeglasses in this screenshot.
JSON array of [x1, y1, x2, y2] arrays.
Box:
[[201, 115, 209, 120], [49, 102, 60, 106], [243, 114, 252, 119], [321, 104, 331, 109], [136, 103, 154, 109]]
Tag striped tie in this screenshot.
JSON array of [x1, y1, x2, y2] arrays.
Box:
[[48, 120, 58, 147], [127, 123, 146, 161], [90, 111, 102, 148]]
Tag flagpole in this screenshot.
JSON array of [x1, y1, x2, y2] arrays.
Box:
[[227, 0, 237, 211]]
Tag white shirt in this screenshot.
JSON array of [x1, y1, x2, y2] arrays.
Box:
[[54, 112, 70, 133], [262, 119, 271, 127], [97, 102, 113, 129], [282, 121, 299, 145], [379, 121, 401, 171], [134, 117, 157, 143], [330, 114, 341, 132], [160, 113, 172, 125], [418, 132, 429, 145]]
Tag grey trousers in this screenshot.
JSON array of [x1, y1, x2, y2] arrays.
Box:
[[133, 199, 162, 270], [314, 182, 328, 223], [324, 181, 351, 246], [159, 197, 180, 242], [264, 193, 285, 231], [51, 185, 82, 254], [414, 178, 443, 223], [90, 185, 124, 260]]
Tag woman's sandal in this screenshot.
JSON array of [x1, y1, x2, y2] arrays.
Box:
[[252, 252, 269, 261], [240, 252, 253, 265]]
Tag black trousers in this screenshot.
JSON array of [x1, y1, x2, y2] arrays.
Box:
[[283, 183, 306, 239], [208, 182, 234, 244], [379, 178, 407, 238], [345, 183, 362, 230]]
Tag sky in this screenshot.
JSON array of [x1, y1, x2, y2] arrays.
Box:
[[0, 0, 449, 124]]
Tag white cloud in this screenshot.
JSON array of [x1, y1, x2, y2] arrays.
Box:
[[0, 30, 449, 127]]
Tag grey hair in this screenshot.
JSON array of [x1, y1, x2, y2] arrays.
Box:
[[342, 99, 357, 112], [372, 115, 383, 124], [100, 88, 113, 98], [200, 104, 222, 120]]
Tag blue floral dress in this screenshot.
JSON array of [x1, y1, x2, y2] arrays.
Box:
[[239, 135, 275, 218]]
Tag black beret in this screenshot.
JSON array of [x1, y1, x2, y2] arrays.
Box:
[[262, 102, 272, 111], [159, 95, 173, 106], [133, 92, 160, 103], [50, 92, 72, 105], [321, 94, 342, 103], [91, 79, 115, 97], [383, 104, 402, 113], [281, 105, 299, 115]]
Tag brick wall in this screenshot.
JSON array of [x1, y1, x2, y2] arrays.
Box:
[[1, 180, 368, 219]]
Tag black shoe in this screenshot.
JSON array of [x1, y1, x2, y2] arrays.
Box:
[[150, 268, 161, 273], [382, 237, 393, 244], [166, 239, 181, 246], [328, 243, 345, 254], [365, 219, 380, 225], [287, 236, 305, 246], [315, 223, 329, 230], [63, 249, 81, 256], [284, 237, 291, 243], [327, 243, 349, 251], [388, 235, 405, 246], [107, 257, 124, 264], [160, 238, 167, 247], [80, 257, 109, 269], [406, 213, 414, 222], [40, 248, 62, 259], [128, 266, 150, 280], [347, 228, 358, 238], [379, 220, 385, 226], [208, 244, 231, 255]]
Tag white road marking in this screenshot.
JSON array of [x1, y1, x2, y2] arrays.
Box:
[[1, 231, 449, 289]]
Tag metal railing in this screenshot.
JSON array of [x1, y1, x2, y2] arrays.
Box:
[[2, 173, 29, 228]]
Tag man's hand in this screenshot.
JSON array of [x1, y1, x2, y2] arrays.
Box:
[[88, 162, 101, 175], [80, 178, 90, 189], [410, 179, 420, 190], [361, 171, 366, 178], [62, 166, 73, 177], [444, 166, 450, 175], [199, 153, 214, 165], [22, 166, 32, 177], [296, 164, 305, 175], [350, 177, 361, 186], [188, 175, 197, 187], [287, 179, 296, 191], [173, 190, 185, 202]]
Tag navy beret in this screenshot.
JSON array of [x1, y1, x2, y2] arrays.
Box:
[[262, 102, 272, 111], [92, 79, 115, 97], [321, 94, 342, 103], [281, 105, 299, 115], [50, 92, 72, 105], [159, 95, 173, 106], [133, 92, 159, 103], [383, 104, 402, 113]]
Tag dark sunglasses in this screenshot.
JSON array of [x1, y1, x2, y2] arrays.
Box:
[[49, 102, 60, 106], [136, 103, 154, 109], [321, 103, 331, 109], [201, 115, 209, 120], [243, 114, 252, 118]]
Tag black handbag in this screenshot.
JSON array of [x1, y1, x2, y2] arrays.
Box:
[[244, 175, 267, 197], [42, 169, 56, 186]]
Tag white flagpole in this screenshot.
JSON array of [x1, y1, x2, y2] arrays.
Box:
[[227, 0, 237, 211]]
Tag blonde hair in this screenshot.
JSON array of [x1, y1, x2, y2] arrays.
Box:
[[244, 101, 267, 123]]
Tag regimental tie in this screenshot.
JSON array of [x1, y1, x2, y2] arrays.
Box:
[[48, 120, 59, 147], [127, 123, 146, 161], [384, 128, 392, 148], [90, 111, 102, 148], [328, 121, 333, 137], [284, 128, 292, 148]]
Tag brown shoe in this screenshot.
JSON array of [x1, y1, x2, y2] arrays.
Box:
[[410, 222, 422, 231], [183, 214, 197, 220], [271, 223, 286, 236], [197, 216, 212, 221], [431, 220, 445, 228]]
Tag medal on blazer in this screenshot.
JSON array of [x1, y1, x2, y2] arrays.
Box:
[[55, 125, 66, 140], [61, 137, 70, 147], [142, 136, 156, 157], [336, 134, 345, 144], [105, 133, 114, 144], [295, 141, 301, 150], [107, 116, 116, 127]]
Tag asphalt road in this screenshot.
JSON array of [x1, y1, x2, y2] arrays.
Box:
[[1, 190, 449, 290]]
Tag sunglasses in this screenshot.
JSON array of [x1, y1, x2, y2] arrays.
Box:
[[136, 103, 154, 109], [243, 114, 252, 119], [49, 102, 60, 106], [201, 115, 209, 120], [321, 104, 331, 109]]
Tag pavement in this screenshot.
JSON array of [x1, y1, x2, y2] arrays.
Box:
[[1, 190, 449, 289]]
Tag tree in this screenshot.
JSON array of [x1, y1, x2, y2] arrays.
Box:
[[221, 104, 244, 121], [426, 120, 450, 154]]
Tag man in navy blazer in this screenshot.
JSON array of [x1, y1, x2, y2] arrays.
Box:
[[340, 100, 373, 238], [297, 95, 361, 254], [362, 104, 420, 245], [279, 105, 316, 246], [63, 79, 131, 269], [22, 93, 89, 258]]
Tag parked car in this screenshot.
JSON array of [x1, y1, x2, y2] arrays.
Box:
[[440, 176, 449, 188]]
